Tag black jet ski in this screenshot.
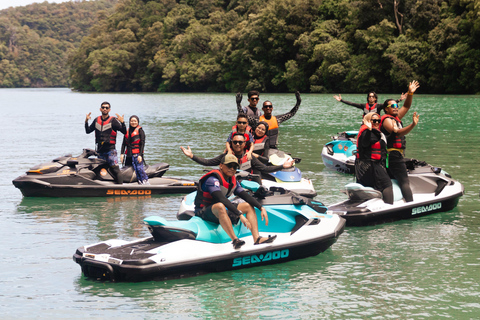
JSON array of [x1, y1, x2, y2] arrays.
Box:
[[328, 159, 464, 226], [321, 130, 357, 174], [73, 181, 345, 282], [12, 149, 197, 197]]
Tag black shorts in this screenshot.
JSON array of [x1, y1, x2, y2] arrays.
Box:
[[195, 203, 240, 224]]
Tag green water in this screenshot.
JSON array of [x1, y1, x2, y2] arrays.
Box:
[[1, 88, 479, 319]]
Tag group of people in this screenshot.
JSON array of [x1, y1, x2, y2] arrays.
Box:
[[86, 92, 302, 249], [335, 80, 420, 204], [181, 91, 301, 249], [85, 82, 420, 250], [85, 101, 149, 185]]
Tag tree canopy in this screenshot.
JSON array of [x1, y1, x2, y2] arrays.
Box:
[[3, 0, 480, 93], [0, 0, 117, 88]]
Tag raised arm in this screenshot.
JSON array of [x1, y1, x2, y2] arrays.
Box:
[[398, 80, 420, 120], [276, 91, 301, 124], [236, 92, 244, 114]]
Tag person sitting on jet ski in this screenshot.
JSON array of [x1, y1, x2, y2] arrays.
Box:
[[251, 121, 270, 164], [225, 114, 254, 160], [380, 80, 420, 203], [85, 101, 126, 184], [237, 91, 301, 149], [194, 154, 276, 249], [333, 91, 406, 118], [181, 133, 294, 177], [120, 115, 149, 185], [356, 112, 393, 204]]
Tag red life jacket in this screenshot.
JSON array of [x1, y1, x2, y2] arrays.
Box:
[[237, 153, 252, 172], [125, 126, 142, 154], [380, 114, 406, 149], [253, 135, 268, 155], [194, 170, 237, 210], [95, 116, 117, 145], [231, 124, 253, 135], [363, 103, 379, 117], [356, 125, 383, 161]]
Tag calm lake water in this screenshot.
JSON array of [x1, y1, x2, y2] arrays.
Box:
[[1, 88, 479, 319]]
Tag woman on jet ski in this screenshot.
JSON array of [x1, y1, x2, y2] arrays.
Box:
[[120, 115, 149, 185], [251, 121, 270, 164], [355, 112, 393, 204]]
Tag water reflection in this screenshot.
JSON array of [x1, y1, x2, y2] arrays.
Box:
[[16, 195, 184, 240]]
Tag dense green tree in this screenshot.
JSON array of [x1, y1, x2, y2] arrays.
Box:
[[0, 0, 117, 88]]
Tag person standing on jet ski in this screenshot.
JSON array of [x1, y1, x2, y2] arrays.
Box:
[[356, 112, 394, 204], [380, 80, 420, 203], [85, 101, 126, 184], [194, 154, 276, 249], [333, 92, 406, 117], [236, 90, 263, 117], [120, 115, 149, 185], [180, 133, 294, 176], [238, 91, 301, 149]]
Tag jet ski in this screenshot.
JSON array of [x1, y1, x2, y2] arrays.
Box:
[[256, 149, 316, 198], [321, 131, 357, 174], [12, 149, 197, 197], [73, 181, 345, 282], [328, 159, 464, 226]]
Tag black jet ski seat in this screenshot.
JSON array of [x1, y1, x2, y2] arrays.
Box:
[[344, 183, 382, 201]]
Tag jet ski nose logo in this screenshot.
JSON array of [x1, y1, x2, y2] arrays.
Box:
[[100, 168, 108, 176]]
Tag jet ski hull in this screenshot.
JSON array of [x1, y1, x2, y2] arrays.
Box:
[[73, 227, 344, 282], [12, 176, 196, 197], [321, 131, 357, 174], [73, 189, 345, 282], [12, 149, 197, 197], [328, 164, 464, 226]]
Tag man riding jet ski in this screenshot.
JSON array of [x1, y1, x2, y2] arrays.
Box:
[[12, 149, 196, 197], [73, 179, 345, 282], [181, 133, 316, 197]]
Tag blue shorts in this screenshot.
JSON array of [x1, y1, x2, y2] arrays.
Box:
[[98, 150, 118, 167]]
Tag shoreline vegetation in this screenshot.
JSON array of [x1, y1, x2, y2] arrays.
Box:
[[1, 0, 479, 94]]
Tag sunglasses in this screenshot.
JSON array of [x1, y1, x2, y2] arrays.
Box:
[[237, 121, 247, 125], [232, 141, 245, 145], [263, 105, 273, 109], [372, 119, 381, 124], [250, 97, 259, 101], [225, 163, 238, 169], [101, 106, 110, 110], [388, 103, 399, 109]]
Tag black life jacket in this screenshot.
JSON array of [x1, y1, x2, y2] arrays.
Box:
[[380, 114, 406, 149], [194, 170, 237, 210], [95, 116, 117, 146], [356, 125, 386, 161]]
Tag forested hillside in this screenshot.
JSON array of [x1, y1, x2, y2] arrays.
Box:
[[69, 0, 480, 93], [0, 0, 117, 88]]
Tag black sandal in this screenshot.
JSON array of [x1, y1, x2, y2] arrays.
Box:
[[254, 235, 277, 245], [232, 238, 245, 249]]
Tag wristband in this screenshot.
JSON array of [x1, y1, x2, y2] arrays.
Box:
[[408, 92, 413, 96]]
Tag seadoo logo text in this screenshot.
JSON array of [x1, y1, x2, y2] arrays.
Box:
[[412, 202, 442, 215], [232, 249, 289, 267]]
